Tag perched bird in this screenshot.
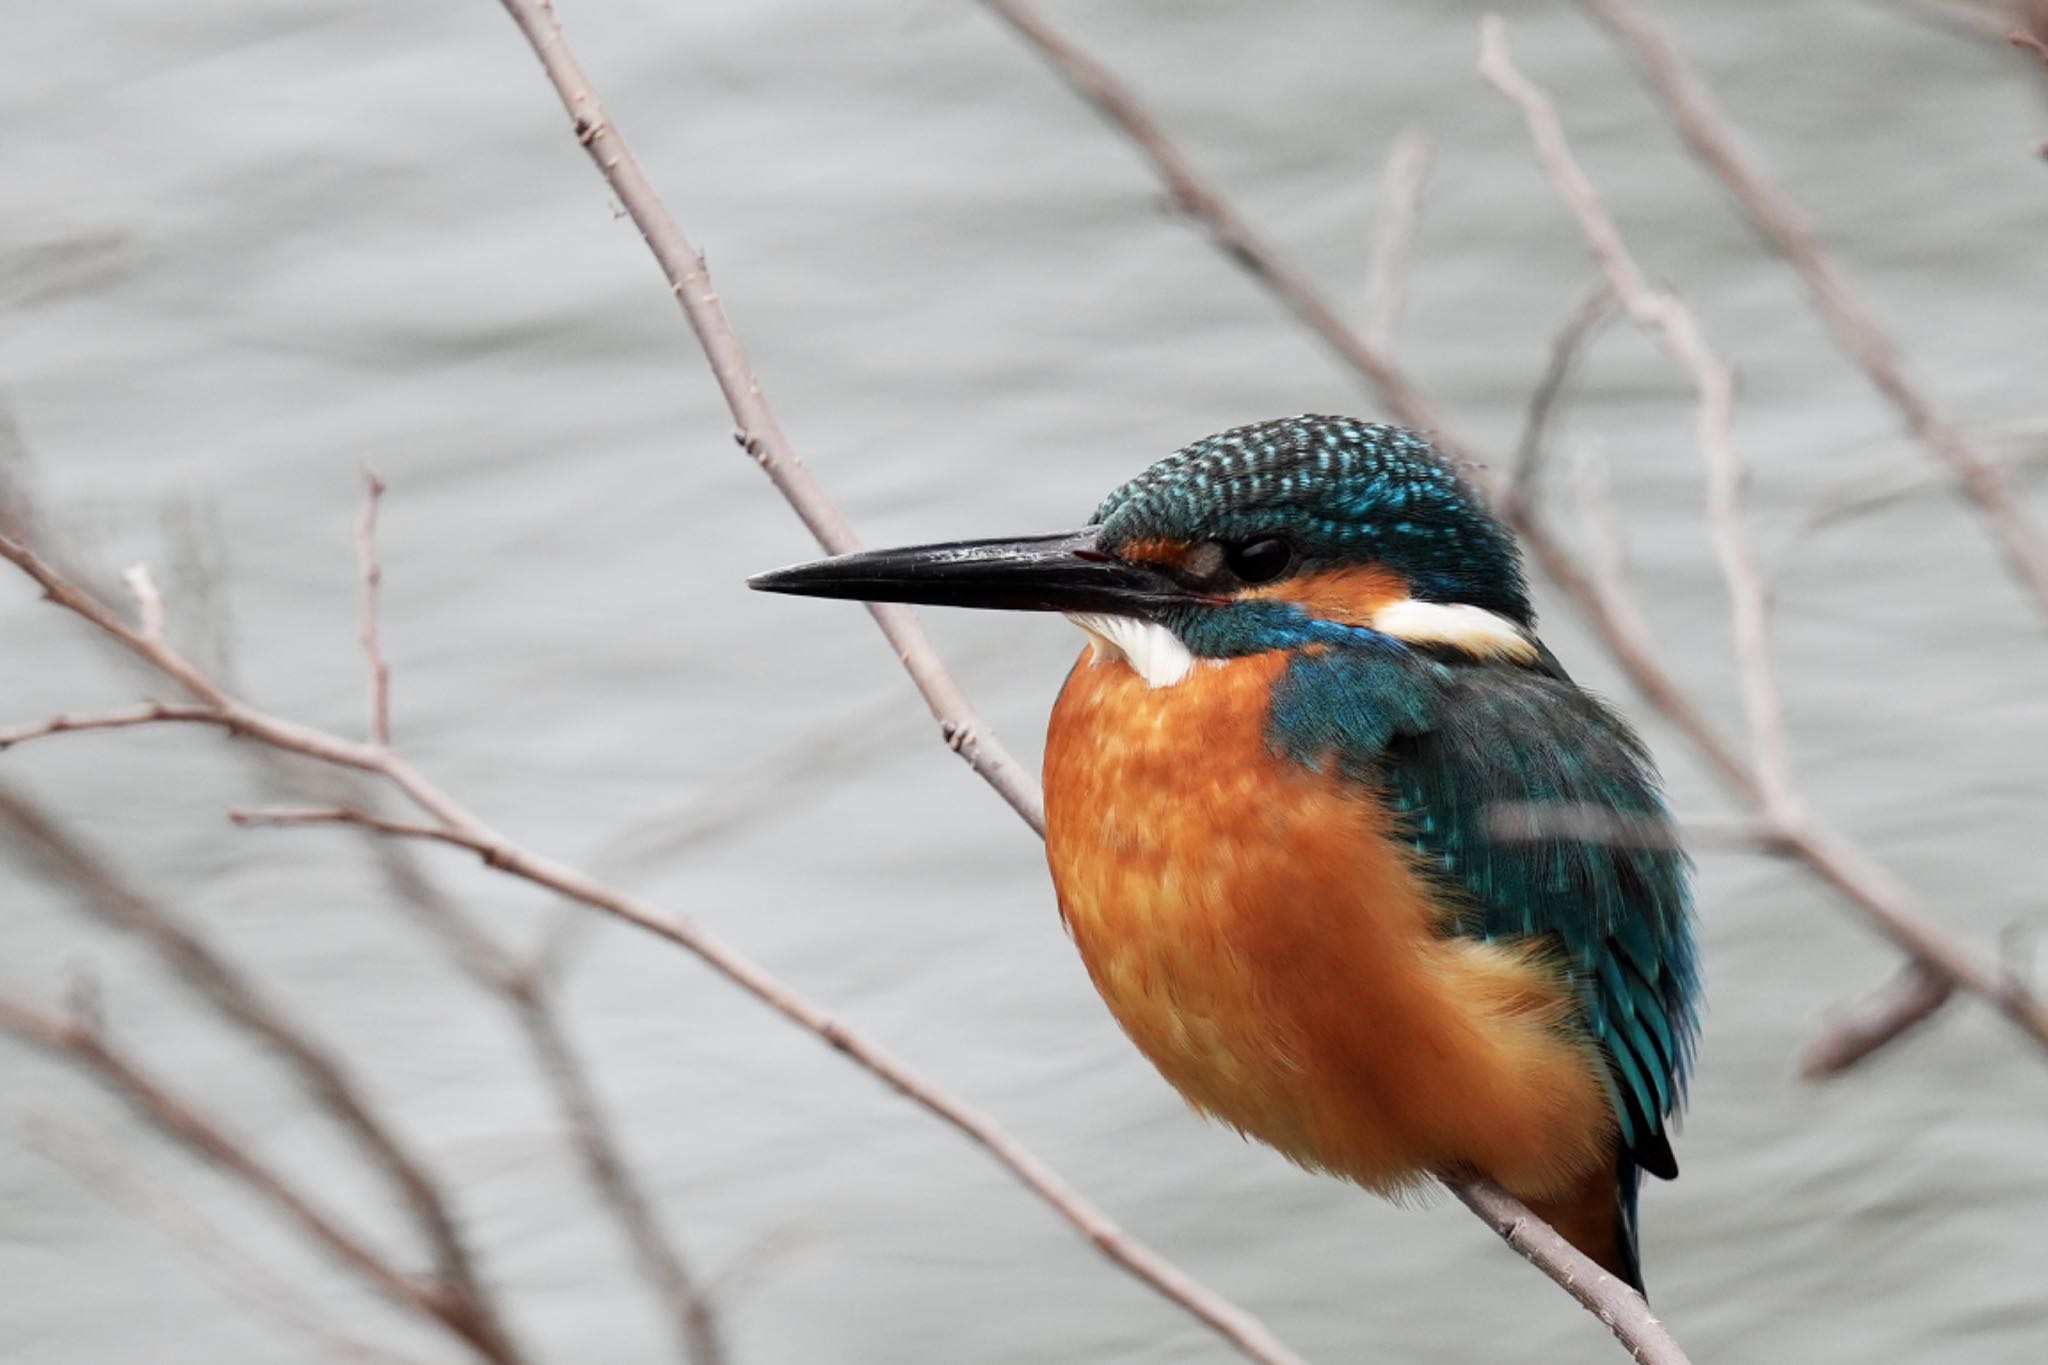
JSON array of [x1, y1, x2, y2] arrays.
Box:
[[751, 415, 1699, 1291]]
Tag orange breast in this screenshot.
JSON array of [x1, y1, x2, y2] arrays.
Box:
[[1043, 645, 1615, 1202]]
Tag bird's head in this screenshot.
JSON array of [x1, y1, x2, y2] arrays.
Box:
[[750, 415, 1537, 686]]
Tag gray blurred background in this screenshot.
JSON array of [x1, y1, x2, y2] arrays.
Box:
[[3, 1, 2046, 1361]]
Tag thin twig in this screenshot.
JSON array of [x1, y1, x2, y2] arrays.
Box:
[[1450, 1181, 1690, 1365], [0, 532, 1305, 1365], [492, 0, 1042, 834], [1364, 129, 1434, 350], [977, 0, 1460, 443], [1577, 0, 2048, 621], [358, 468, 392, 748], [1799, 962, 1956, 1080], [0, 990, 516, 1362], [0, 779, 529, 1364], [517, 976, 729, 1365], [1479, 14, 1799, 826], [0, 701, 221, 750], [1507, 287, 1615, 518]]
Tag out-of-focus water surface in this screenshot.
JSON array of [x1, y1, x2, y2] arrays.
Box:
[[3, 1, 2045, 1361]]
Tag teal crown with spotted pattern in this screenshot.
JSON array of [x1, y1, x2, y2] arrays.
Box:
[[1092, 415, 1533, 626]]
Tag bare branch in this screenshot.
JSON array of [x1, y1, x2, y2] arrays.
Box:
[[0, 780, 528, 1363], [517, 978, 728, 1365], [0, 701, 220, 751], [1365, 129, 1434, 350], [1479, 13, 1799, 825], [0, 533, 1305, 1365], [1576, 0, 2048, 620], [1799, 962, 1956, 1081], [1507, 287, 1615, 518], [491, 0, 1042, 834], [977, 0, 1459, 443], [1451, 1180, 1690, 1365], [1778, 820, 2048, 1051], [358, 468, 392, 748], [0, 990, 520, 1362]]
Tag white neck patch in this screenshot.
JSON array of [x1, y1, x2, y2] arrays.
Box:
[[1370, 599, 1538, 664], [1064, 612, 1197, 688]]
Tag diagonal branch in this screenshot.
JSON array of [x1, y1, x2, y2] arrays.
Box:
[[1798, 961, 1956, 1080], [491, 0, 1041, 834], [978, 0, 1456, 445], [1576, 0, 2048, 622]]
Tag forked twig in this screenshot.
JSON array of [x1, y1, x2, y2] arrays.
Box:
[[1577, 0, 2048, 619]]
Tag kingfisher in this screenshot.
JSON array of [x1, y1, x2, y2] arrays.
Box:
[[750, 415, 1700, 1291]]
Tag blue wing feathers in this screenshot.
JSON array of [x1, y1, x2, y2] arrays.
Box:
[[1268, 646, 1702, 1183]]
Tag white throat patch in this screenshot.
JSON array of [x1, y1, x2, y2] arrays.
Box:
[[1064, 612, 1197, 688]]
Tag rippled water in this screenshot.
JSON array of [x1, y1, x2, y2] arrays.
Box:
[[3, 2, 2046, 1362]]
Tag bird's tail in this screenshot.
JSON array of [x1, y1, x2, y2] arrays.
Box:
[[1525, 1157, 1645, 1296]]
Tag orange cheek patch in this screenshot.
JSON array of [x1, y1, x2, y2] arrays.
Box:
[[1247, 564, 1411, 626]]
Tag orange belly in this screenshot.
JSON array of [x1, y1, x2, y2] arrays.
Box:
[[1043, 645, 1614, 1202]]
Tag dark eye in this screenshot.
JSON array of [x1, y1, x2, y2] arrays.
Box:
[[1224, 536, 1295, 584]]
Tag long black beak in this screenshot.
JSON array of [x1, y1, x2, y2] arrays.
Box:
[[748, 528, 1192, 618]]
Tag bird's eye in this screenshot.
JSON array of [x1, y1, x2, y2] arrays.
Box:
[[1224, 536, 1295, 584]]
